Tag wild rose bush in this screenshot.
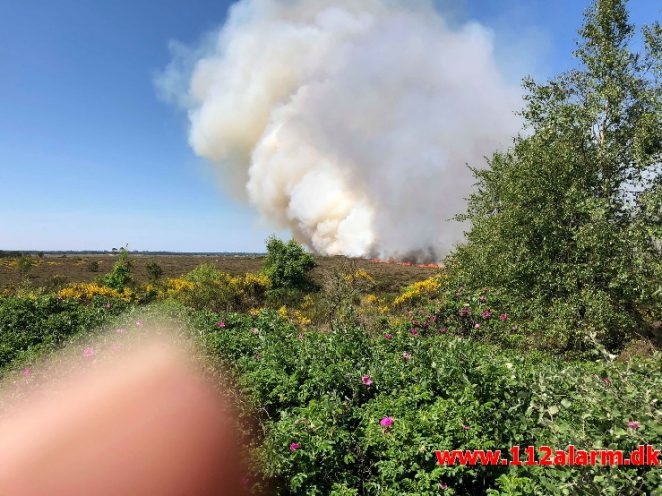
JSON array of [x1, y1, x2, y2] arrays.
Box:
[[196, 307, 661, 495], [0, 295, 122, 368]]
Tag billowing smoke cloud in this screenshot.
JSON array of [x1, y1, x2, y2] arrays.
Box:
[[159, 0, 521, 261]]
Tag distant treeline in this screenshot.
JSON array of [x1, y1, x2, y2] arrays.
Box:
[[0, 250, 266, 257]]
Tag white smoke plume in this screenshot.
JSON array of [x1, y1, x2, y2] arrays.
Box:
[[159, 0, 522, 261]]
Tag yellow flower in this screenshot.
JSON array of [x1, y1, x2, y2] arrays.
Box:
[[393, 275, 444, 307], [57, 283, 132, 302]]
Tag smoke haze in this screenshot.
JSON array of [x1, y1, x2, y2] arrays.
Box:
[[159, 0, 522, 261]]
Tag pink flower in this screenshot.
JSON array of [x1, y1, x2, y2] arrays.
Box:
[[500, 313, 508, 321], [474, 323, 481, 329], [481, 310, 491, 319], [289, 442, 301, 452], [250, 327, 259, 335], [83, 347, 95, 358], [297, 333, 304, 340], [361, 375, 373, 386], [135, 320, 143, 327], [430, 315, 437, 322], [440, 482, 449, 491], [22, 367, 31, 378], [602, 376, 612, 386], [380, 417, 394, 428], [482, 287, 489, 293], [402, 351, 412, 361], [479, 296, 486, 303], [463, 425, 471, 430], [627, 420, 640, 430], [459, 306, 470, 316], [439, 327, 448, 334], [216, 321, 225, 328], [384, 333, 394, 340], [410, 328, 419, 336], [103, 303, 111, 309]]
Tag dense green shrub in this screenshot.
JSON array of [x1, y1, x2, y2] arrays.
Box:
[[197, 309, 661, 495], [450, 0, 661, 354], [0, 295, 116, 368], [263, 237, 316, 291], [168, 265, 270, 312]]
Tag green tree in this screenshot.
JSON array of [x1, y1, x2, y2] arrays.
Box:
[[451, 0, 661, 353], [263, 237, 316, 290], [100, 247, 133, 291]]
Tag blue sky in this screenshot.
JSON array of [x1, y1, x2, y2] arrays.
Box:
[[0, 0, 658, 252]]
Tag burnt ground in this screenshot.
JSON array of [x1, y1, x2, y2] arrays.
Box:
[[0, 254, 439, 294]]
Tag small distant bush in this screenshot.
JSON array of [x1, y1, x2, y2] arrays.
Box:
[[165, 265, 270, 312], [322, 263, 376, 321], [263, 237, 316, 291], [87, 260, 100, 273], [16, 256, 34, 276], [99, 247, 133, 291], [145, 261, 164, 282]]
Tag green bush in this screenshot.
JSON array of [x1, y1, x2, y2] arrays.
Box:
[[99, 247, 133, 291], [263, 237, 316, 291], [0, 295, 113, 368], [145, 261, 164, 282], [197, 309, 662, 495]]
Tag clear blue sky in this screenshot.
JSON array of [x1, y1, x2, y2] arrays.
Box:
[[0, 0, 658, 252]]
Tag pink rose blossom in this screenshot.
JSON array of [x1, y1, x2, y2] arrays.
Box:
[[216, 321, 225, 328], [474, 323, 481, 329], [440, 482, 449, 491], [22, 367, 31, 378], [482, 310, 491, 319], [463, 425, 471, 430], [500, 313, 508, 321], [402, 351, 412, 361], [627, 420, 640, 430], [135, 320, 143, 327], [384, 333, 394, 340], [410, 328, 419, 336], [103, 303, 111, 309], [361, 375, 373, 386], [380, 417, 394, 427], [289, 442, 301, 452]]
